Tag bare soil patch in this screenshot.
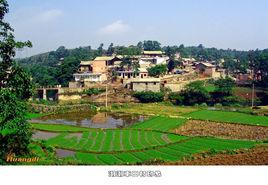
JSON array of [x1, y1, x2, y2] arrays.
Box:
[[168, 145, 268, 165], [173, 120, 268, 140]]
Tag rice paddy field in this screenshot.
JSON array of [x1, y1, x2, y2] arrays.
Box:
[[185, 110, 268, 126], [30, 106, 268, 165]]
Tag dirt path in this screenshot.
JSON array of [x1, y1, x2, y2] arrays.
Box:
[[173, 120, 268, 140], [168, 145, 268, 165]]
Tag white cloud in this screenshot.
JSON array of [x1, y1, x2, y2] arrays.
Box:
[[34, 9, 63, 23], [98, 20, 130, 35]]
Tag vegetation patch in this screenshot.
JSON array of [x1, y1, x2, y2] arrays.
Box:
[[44, 129, 187, 153], [130, 116, 187, 131], [70, 137, 257, 165], [185, 110, 268, 126], [111, 103, 197, 117]]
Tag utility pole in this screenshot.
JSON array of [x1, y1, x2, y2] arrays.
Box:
[[251, 82, 254, 108], [251, 67, 255, 108], [105, 82, 108, 108]]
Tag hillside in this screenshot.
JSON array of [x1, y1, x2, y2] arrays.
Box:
[[16, 41, 265, 87]]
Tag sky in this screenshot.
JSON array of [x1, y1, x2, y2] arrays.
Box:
[[6, 0, 268, 57]]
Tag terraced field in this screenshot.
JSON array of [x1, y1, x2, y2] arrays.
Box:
[[72, 137, 257, 165], [39, 128, 187, 152], [31, 108, 268, 165], [129, 116, 186, 131], [185, 110, 268, 126]]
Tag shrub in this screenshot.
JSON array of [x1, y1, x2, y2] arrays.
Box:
[[0, 89, 32, 164], [84, 88, 105, 96], [133, 91, 164, 103]]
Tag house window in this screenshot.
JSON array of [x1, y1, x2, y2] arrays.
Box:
[[145, 82, 148, 85], [154, 82, 156, 85]]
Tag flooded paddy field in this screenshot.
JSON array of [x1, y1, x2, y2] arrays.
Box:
[[30, 111, 148, 129]]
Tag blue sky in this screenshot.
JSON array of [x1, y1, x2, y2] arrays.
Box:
[[6, 0, 268, 57]]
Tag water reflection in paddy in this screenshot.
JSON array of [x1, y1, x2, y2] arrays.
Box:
[[31, 111, 147, 128]]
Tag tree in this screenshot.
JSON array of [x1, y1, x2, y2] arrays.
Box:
[[0, 0, 32, 163], [133, 91, 164, 103], [167, 60, 176, 72], [0, 89, 32, 164], [170, 81, 210, 105], [142, 40, 161, 51], [55, 46, 69, 59], [214, 77, 235, 96], [6, 65, 34, 100], [147, 64, 167, 77], [107, 43, 114, 56], [211, 77, 237, 105], [97, 43, 104, 56]]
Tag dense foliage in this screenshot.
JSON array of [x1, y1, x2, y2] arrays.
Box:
[[17, 39, 268, 88], [169, 78, 238, 106], [133, 91, 164, 103], [84, 88, 105, 96], [147, 64, 167, 77], [0, 90, 32, 164], [0, 0, 33, 164]]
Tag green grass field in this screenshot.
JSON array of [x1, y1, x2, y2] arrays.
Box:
[[26, 113, 45, 119], [129, 116, 186, 131], [71, 137, 257, 165], [44, 129, 187, 152], [30, 103, 268, 165], [111, 103, 197, 117], [32, 123, 93, 132], [185, 110, 268, 126]]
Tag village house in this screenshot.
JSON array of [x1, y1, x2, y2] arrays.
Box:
[[117, 68, 148, 79], [139, 50, 169, 66], [194, 62, 216, 77], [69, 56, 122, 88], [129, 78, 161, 92]]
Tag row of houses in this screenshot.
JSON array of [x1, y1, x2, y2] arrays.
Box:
[[69, 50, 232, 93], [69, 51, 168, 88]]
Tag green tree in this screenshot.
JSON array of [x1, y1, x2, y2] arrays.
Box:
[[6, 65, 34, 100], [0, 89, 32, 164], [142, 40, 161, 51], [97, 43, 104, 56], [107, 43, 114, 56], [214, 77, 235, 96], [147, 64, 167, 77], [0, 0, 33, 163], [55, 46, 69, 59], [133, 91, 164, 103], [170, 81, 210, 105]]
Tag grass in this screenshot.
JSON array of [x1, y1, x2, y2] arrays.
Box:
[[32, 123, 92, 132], [130, 116, 187, 131], [185, 110, 268, 126], [72, 137, 257, 165], [44, 129, 187, 152], [26, 113, 45, 119], [111, 103, 197, 117]]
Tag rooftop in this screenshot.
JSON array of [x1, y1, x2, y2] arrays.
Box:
[[80, 61, 93, 65], [198, 62, 215, 67], [143, 51, 163, 55], [131, 78, 160, 83], [94, 56, 114, 61]]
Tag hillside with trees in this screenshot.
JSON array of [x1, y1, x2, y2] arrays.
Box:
[[17, 41, 268, 87]]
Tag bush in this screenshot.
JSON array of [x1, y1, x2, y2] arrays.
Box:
[[133, 91, 164, 103], [84, 88, 105, 96], [0, 89, 32, 164], [169, 81, 210, 105]]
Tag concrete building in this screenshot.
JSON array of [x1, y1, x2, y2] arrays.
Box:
[[194, 62, 216, 77], [117, 68, 148, 79], [140, 50, 169, 66], [130, 78, 161, 92]]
